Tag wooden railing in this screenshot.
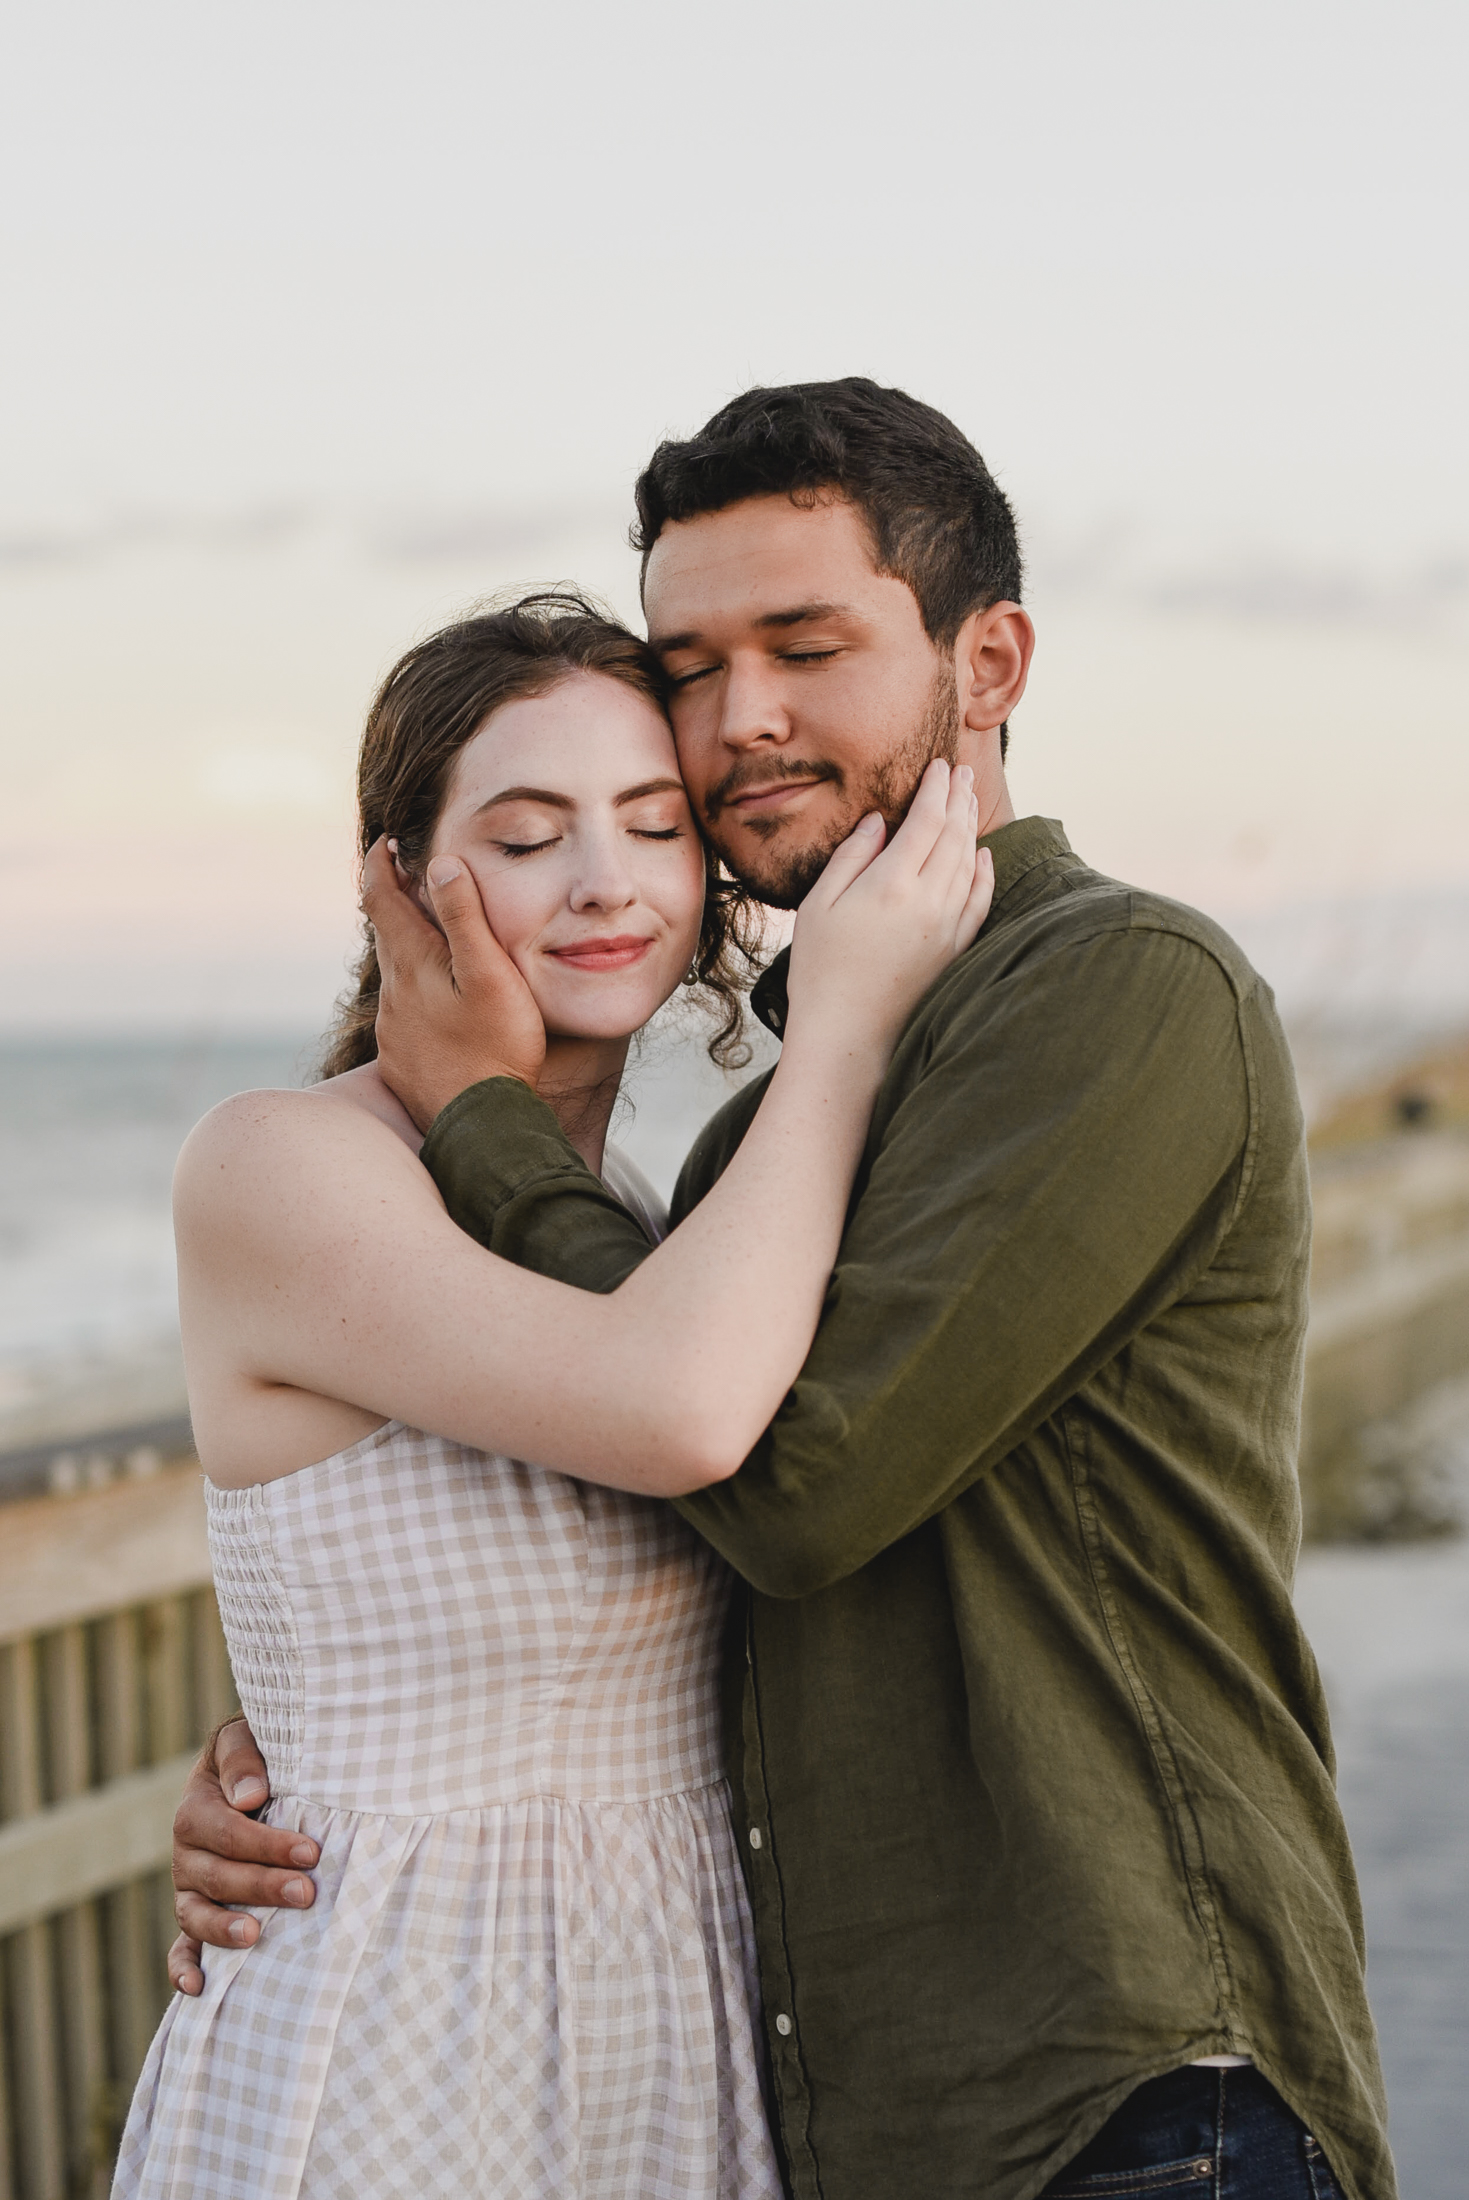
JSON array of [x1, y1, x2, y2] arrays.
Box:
[[0, 1463, 233, 2199], [1303, 1132, 1469, 1537]]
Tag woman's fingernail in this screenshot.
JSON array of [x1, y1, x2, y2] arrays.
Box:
[[387, 837, 398, 854], [956, 765, 974, 787], [426, 856, 462, 888], [228, 1917, 253, 1945], [856, 813, 885, 837], [281, 1877, 310, 1905], [289, 1841, 316, 1866], [229, 1777, 266, 1808]]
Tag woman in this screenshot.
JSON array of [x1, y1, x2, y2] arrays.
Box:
[[115, 591, 991, 2199]]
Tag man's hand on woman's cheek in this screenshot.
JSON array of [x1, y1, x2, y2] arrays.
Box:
[[361, 837, 548, 1132], [167, 1716, 319, 1996]]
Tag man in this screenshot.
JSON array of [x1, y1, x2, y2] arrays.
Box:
[[171, 381, 1392, 2198]]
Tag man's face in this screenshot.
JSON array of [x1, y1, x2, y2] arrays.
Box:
[[644, 495, 960, 907]]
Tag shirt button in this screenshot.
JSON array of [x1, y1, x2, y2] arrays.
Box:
[[749, 1828, 763, 1850], [775, 2014, 793, 2037]]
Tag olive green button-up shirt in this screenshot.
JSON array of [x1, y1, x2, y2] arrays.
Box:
[[419, 818, 1394, 2200]]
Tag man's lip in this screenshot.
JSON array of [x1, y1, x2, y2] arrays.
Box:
[[545, 934, 656, 970], [725, 777, 827, 816]]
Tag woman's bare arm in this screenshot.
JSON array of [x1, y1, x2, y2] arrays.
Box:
[[184, 761, 990, 1492]]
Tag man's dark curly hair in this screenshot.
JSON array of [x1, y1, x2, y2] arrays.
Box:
[[632, 377, 1023, 754]]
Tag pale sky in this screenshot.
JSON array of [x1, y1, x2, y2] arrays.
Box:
[[2, 0, 1466, 1031]]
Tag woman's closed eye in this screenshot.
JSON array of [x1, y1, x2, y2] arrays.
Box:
[[496, 836, 561, 858]]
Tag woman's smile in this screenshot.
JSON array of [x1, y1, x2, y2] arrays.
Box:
[[544, 932, 657, 972]]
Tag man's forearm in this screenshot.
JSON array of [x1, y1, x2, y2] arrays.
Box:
[[420, 1077, 655, 1294]]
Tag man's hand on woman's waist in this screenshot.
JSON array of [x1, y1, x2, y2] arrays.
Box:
[[167, 1715, 318, 1995]]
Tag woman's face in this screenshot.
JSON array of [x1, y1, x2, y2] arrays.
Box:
[[428, 670, 706, 1043]]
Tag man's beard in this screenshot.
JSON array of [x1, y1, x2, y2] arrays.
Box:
[[704, 661, 961, 910]]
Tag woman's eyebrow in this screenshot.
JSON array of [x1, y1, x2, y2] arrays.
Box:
[[614, 778, 686, 807], [470, 778, 684, 819], [471, 785, 573, 816]]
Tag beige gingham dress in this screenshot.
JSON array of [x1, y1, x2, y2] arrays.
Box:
[[114, 1156, 781, 2200]]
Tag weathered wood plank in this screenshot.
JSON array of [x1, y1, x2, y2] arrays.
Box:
[[142, 1600, 189, 1765], [0, 1754, 198, 1937], [94, 1611, 161, 2095], [0, 1967, 14, 2200], [0, 1468, 210, 1646], [0, 1640, 65, 2200], [191, 1586, 238, 1737], [46, 1627, 111, 2197]]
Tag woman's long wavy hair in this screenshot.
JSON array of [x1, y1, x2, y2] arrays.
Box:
[[319, 590, 763, 1081]]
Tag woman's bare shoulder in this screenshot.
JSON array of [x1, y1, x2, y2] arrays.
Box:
[[173, 1077, 427, 1232]]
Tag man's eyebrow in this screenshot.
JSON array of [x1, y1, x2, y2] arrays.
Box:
[[753, 599, 854, 631], [650, 601, 857, 653]]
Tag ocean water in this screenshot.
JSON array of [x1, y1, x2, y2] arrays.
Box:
[[0, 1034, 318, 1448], [0, 1018, 768, 1454]]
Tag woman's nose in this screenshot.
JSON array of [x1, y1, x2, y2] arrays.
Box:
[[567, 842, 638, 912]]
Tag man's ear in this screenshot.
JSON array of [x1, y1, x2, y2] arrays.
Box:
[[954, 601, 1034, 732]]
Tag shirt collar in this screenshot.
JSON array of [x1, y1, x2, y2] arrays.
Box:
[[982, 815, 1076, 911], [749, 816, 1076, 1039]]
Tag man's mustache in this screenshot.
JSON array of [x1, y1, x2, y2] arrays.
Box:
[[701, 756, 844, 823]]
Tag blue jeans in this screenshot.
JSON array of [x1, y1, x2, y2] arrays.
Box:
[[1040, 2066, 1345, 2198]]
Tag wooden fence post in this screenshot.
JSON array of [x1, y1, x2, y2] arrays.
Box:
[[43, 1627, 110, 2199], [94, 1610, 157, 2097], [0, 1639, 65, 2200]]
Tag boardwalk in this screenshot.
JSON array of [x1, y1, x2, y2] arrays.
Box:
[[1296, 1535, 1469, 2199]]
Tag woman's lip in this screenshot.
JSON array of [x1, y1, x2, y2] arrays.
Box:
[[546, 935, 656, 970]]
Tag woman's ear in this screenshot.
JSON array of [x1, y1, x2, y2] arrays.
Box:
[[389, 840, 446, 935]]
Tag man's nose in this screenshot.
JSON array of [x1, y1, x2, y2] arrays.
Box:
[[716, 658, 792, 751]]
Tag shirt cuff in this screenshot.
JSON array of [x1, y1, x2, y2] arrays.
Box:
[[419, 1076, 598, 1233]]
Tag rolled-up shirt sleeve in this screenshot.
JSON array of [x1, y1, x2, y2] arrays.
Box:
[[673, 925, 1254, 1595], [419, 1076, 657, 1294]]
